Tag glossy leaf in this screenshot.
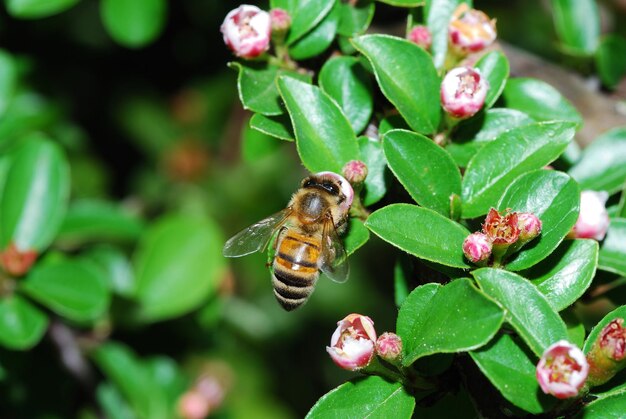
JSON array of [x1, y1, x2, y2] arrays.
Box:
[[378, 115, 409, 136], [307, 375, 415, 418], [286, 0, 335, 45], [425, 0, 470, 69], [290, 2, 339, 60], [0, 50, 18, 116], [474, 268, 568, 357], [383, 130, 461, 217], [470, 334, 556, 414], [352, 35, 440, 134], [569, 127, 626, 195], [0, 295, 47, 350], [0, 135, 70, 251], [249, 113, 294, 141], [242, 121, 281, 162], [365, 204, 471, 268], [583, 305, 626, 354], [344, 218, 369, 257], [5, 0, 79, 18], [57, 199, 144, 245], [358, 136, 386, 206], [503, 78, 583, 126], [595, 35, 626, 89], [277, 76, 359, 173], [83, 245, 136, 297], [498, 170, 580, 270], [397, 279, 504, 364], [575, 392, 626, 418], [551, 0, 599, 55], [337, 0, 374, 36], [100, 0, 167, 48], [447, 108, 534, 167], [598, 218, 626, 277], [21, 259, 110, 322], [377, 0, 422, 6], [525, 239, 598, 311], [229, 63, 311, 116], [133, 215, 225, 322], [319, 56, 373, 135], [475, 51, 509, 110], [461, 121, 575, 218]]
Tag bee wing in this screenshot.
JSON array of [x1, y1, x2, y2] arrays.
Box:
[[223, 208, 292, 258], [319, 217, 349, 283]]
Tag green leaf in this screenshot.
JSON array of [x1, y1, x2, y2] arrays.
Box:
[[242, 120, 281, 162], [96, 383, 135, 419], [0, 50, 18, 116], [503, 78, 583, 126], [598, 218, 626, 277], [229, 63, 311, 116], [475, 51, 509, 110], [461, 121, 575, 218], [337, 0, 374, 36], [290, 2, 340, 60], [425, 0, 470, 69], [5, 0, 79, 18], [595, 35, 626, 89], [319, 57, 373, 135], [100, 0, 167, 48], [393, 256, 411, 308], [583, 306, 626, 354], [306, 376, 415, 418], [497, 170, 581, 270], [358, 136, 387, 206], [286, 0, 335, 45], [447, 108, 534, 168], [470, 334, 556, 414], [344, 218, 369, 256], [376, 0, 422, 6], [92, 342, 169, 419], [569, 127, 626, 195], [378, 115, 410, 136], [397, 279, 504, 364], [0, 134, 70, 251], [83, 245, 136, 297], [277, 76, 359, 173], [524, 239, 598, 311], [0, 295, 47, 350], [352, 35, 441, 134], [474, 268, 568, 357], [575, 392, 626, 418], [57, 199, 144, 245], [133, 215, 225, 322], [551, 0, 599, 55], [21, 259, 110, 322], [383, 130, 461, 217], [365, 204, 471, 268], [249, 113, 294, 142]]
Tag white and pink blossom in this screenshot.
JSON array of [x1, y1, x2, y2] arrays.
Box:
[[448, 4, 497, 54], [327, 313, 377, 371], [221, 5, 271, 59], [536, 340, 589, 399], [570, 190, 610, 241], [441, 67, 489, 119]]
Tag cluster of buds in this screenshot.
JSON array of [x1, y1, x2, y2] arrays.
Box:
[[568, 190, 610, 241], [440, 67, 489, 119], [586, 318, 626, 387], [536, 340, 589, 399], [221, 5, 291, 59], [407, 25, 432, 50], [462, 208, 542, 266], [327, 314, 402, 371], [448, 4, 497, 55], [0, 242, 38, 277]]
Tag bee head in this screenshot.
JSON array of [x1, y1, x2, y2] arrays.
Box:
[[302, 172, 354, 213]]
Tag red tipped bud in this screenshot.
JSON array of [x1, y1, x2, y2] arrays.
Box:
[[569, 190, 610, 241], [586, 318, 626, 386], [221, 5, 271, 59], [342, 160, 368, 185], [517, 212, 542, 241], [408, 25, 432, 50], [327, 313, 377, 371], [462, 232, 492, 263], [441, 67, 489, 119], [0, 242, 38, 277], [376, 332, 403, 364], [536, 340, 589, 399], [270, 8, 291, 33], [448, 4, 497, 54]]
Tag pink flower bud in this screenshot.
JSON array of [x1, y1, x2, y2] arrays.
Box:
[[327, 313, 377, 371], [0, 242, 38, 277], [448, 4, 497, 54], [536, 340, 589, 399], [408, 25, 432, 50], [482, 208, 520, 246], [315, 171, 354, 213], [440, 67, 489, 119], [342, 160, 368, 185], [376, 332, 403, 363], [270, 8, 291, 33], [517, 212, 542, 241], [221, 5, 271, 59], [599, 318, 626, 362], [178, 390, 210, 419], [462, 232, 493, 263], [569, 190, 610, 241], [587, 318, 626, 386]]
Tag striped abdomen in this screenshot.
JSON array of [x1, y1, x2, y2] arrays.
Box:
[[272, 231, 321, 311]]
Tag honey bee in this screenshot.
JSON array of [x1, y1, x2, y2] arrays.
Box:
[[223, 172, 354, 311]]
